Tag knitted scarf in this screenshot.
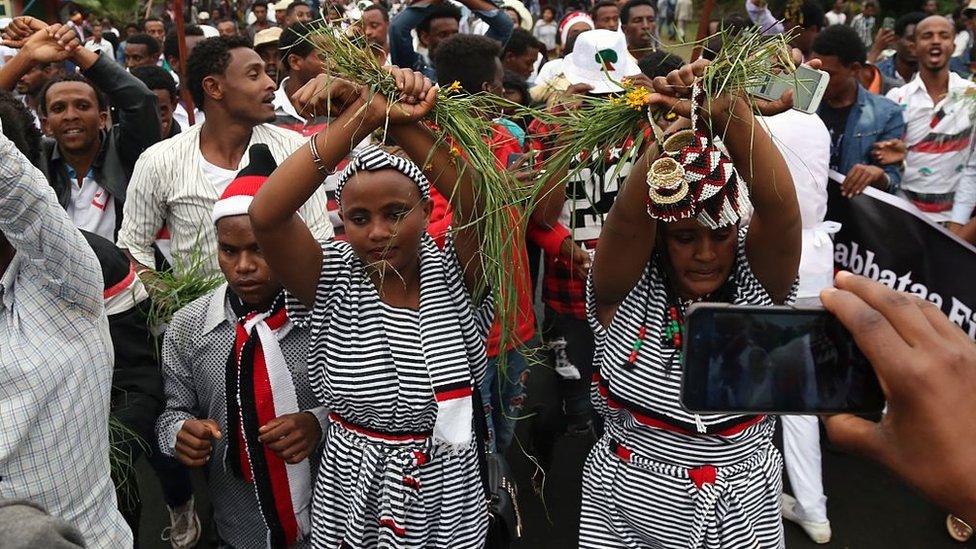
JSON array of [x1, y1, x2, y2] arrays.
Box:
[[225, 290, 311, 548]]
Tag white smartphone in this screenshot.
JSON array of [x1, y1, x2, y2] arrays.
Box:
[[749, 65, 830, 114]]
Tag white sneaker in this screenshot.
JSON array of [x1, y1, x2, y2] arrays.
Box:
[[161, 496, 202, 549], [781, 493, 832, 544]]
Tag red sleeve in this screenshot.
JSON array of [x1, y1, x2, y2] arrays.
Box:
[[427, 187, 452, 249], [527, 220, 570, 257], [489, 124, 524, 168]]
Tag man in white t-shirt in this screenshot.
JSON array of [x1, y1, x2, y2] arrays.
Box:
[[759, 109, 834, 545], [118, 35, 333, 276], [824, 0, 847, 26], [84, 22, 114, 58]]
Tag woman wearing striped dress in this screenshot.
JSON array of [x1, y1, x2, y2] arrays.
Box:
[[249, 68, 492, 547], [579, 60, 803, 547]]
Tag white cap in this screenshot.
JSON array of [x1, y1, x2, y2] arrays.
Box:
[[503, 0, 533, 31], [200, 24, 220, 37], [197, 11, 211, 20], [562, 29, 640, 94]]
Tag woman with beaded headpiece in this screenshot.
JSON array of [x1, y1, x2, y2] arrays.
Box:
[[578, 58, 804, 547]]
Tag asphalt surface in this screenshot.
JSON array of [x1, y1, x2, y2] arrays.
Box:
[[134, 359, 974, 548]]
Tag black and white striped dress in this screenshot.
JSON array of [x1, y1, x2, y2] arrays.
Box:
[[579, 229, 794, 549], [287, 237, 492, 549]]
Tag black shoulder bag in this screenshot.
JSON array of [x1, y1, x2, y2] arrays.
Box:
[[471, 382, 523, 547]]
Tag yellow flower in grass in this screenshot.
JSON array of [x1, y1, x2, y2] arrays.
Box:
[[624, 86, 651, 110], [450, 145, 462, 157], [445, 80, 463, 94], [608, 96, 623, 106]]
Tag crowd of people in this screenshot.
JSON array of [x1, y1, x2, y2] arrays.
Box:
[[1, 0, 976, 548]]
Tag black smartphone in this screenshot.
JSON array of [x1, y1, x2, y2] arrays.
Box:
[[680, 304, 885, 414]]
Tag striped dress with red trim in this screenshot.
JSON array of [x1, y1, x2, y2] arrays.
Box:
[[579, 228, 795, 549], [286, 238, 493, 549]]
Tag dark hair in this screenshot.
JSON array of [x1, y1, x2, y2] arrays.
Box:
[[126, 33, 161, 56], [363, 4, 390, 22], [418, 4, 462, 33], [280, 21, 320, 62], [863, 0, 878, 8], [38, 73, 108, 117], [217, 18, 238, 28], [621, 0, 655, 24], [811, 24, 867, 66], [131, 65, 178, 98], [124, 22, 140, 32], [701, 14, 749, 60], [431, 33, 501, 94], [143, 15, 163, 29], [164, 25, 205, 60], [186, 35, 252, 107], [795, 0, 825, 29], [638, 50, 683, 78], [590, 0, 619, 20], [0, 90, 42, 166], [503, 28, 544, 57], [896, 11, 926, 38], [542, 6, 555, 16], [502, 69, 529, 105], [253, 0, 269, 8], [286, 1, 309, 15]]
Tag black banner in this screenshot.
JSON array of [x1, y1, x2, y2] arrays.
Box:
[[826, 172, 976, 340]]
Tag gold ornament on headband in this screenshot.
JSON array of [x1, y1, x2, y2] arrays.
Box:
[[647, 157, 689, 204]]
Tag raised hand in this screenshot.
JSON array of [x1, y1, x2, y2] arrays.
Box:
[[20, 24, 80, 65], [381, 66, 438, 124], [174, 418, 222, 467], [647, 58, 826, 124], [1, 16, 47, 48], [257, 412, 322, 464], [293, 73, 367, 120]]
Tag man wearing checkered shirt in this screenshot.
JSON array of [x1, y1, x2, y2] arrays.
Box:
[[0, 122, 131, 545]]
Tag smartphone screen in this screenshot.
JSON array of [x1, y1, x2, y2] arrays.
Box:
[[883, 17, 896, 31], [749, 65, 828, 113], [681, 305, 885, 414]]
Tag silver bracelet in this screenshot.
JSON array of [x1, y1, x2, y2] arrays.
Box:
[[308, 136, 330, 175]]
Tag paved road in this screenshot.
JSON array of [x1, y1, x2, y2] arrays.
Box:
[[135, 359, 974, 548]]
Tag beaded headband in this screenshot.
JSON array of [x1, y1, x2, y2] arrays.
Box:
[[644, 81, 751, 229], [335, 146, 431, 209]]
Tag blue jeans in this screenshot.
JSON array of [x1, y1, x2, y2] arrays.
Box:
[[480, 341, 535, 454]]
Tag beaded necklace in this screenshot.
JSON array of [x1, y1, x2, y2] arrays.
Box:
[[621, 255, 735, 375]]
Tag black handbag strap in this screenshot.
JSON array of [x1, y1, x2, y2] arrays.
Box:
[[470, 379, 492, 500]]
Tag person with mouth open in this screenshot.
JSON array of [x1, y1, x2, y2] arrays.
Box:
[[117, 35, 333, 279], [885, 15, 976, 232], [578, 57, 803, 547], [249, 66, 496, 547]]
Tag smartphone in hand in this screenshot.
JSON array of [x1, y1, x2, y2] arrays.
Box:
[[749, 65, 830, 114], [680, 303, 885, 415]]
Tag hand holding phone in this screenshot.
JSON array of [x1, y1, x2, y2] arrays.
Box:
[[821, 271, 976, 527], [748, 64, 830, 114]]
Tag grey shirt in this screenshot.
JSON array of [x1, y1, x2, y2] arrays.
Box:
[[156, 284, 326, 549]]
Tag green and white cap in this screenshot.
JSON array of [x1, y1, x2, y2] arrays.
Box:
[[562, 29, 641, 94]]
